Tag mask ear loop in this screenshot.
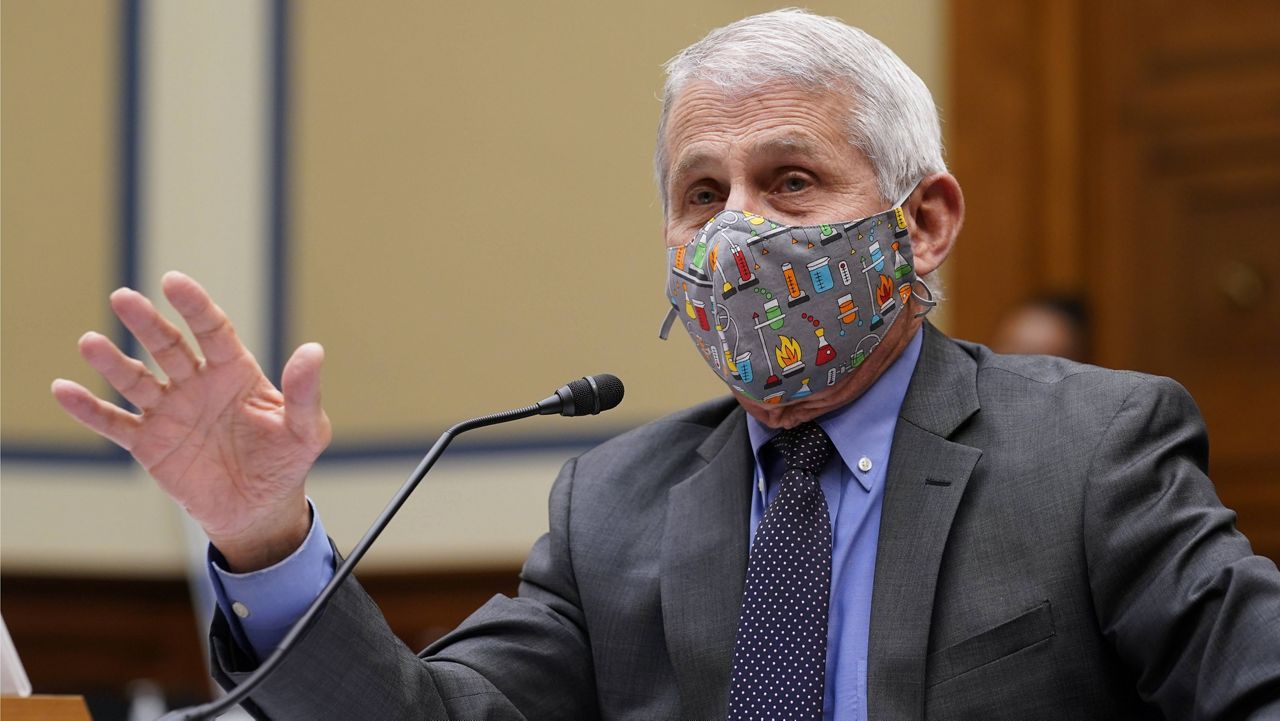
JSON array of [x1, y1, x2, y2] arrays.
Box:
[[911, 277, 938, 318], [659, 306, 678, 339]]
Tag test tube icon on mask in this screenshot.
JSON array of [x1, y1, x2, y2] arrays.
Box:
[[782, 262, 810, 307], [868, 240, 886, 272], [730, 241, 759, 291], [689, 232, 710, 281], [692, 299, 710, 332], [714, 245, 737, 300], [752, 312, 783, 389]]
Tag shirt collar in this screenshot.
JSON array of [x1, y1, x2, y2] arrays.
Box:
[[745, 326, 924, 491]]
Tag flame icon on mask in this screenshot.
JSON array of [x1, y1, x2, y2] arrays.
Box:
[[775, 335, 806, 378], [776, 335, 801, 367], [877, 274, 894, 308]]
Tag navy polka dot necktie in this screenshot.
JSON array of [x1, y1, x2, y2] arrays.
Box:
[[728, 421, 835, 721]]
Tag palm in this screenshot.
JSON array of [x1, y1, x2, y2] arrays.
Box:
[[52, 272, 331, 548], [131, 356, 315, 537]]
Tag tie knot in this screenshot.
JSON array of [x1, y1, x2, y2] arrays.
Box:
[[774, 422, 835, 475]]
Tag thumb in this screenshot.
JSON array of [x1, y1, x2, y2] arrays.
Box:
[[281, 342, 330, 444]]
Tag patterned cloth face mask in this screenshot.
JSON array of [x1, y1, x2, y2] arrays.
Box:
[[660, 194, 935, 405]]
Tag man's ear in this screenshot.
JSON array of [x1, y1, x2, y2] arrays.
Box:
[[904, 172, 964, 275]]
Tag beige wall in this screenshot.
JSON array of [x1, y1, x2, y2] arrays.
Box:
[[1, 0, 119, 447], [291, 0, 949, 442], [2, 0, 947, 575]]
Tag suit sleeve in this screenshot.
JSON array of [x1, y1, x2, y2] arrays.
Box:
[[209, 457, 598, 720], [1083, 375, 1280, 720]]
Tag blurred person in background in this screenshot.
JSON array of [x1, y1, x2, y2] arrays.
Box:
[[990, 294, 1092, 362]]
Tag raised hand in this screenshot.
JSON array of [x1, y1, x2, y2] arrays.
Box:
[[51, 271, 332, 571]]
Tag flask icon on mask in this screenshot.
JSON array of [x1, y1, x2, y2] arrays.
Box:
[[892, 241, 911, 280]]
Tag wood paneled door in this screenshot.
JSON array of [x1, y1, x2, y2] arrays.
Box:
[[948, 0, 1280, 560]]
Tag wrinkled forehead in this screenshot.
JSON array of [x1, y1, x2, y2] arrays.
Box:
[[660, 80, 857, 185]]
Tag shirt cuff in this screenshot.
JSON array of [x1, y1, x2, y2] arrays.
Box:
[[207, 499, 336, 662]]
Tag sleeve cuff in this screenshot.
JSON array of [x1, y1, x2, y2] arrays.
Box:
[[207, 498, 336, 661]]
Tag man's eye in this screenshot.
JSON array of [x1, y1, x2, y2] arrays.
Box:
[[780, 176, 810, 193], [690, 188, 720, 205]]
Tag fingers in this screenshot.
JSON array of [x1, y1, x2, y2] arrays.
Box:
[[281, 342, 330, 444], [78, 331, 166, 410], [50, 379, 140, 450], [111, 287, 201, 381], [162, 271, 247, 366]]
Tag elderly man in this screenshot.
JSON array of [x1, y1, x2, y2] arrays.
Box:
[[53, 9, 1279, 721]]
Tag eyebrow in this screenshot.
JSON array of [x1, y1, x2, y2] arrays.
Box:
[[669, 132, 827, 186], [749, 134, 824, 160], [670, 150, 718, 186]]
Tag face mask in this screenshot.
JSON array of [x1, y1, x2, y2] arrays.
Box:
[[660, 197, 935, 405]]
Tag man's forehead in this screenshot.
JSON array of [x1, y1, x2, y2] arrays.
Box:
[[662, 81, 852, 180], [670, 131, 830, 180]]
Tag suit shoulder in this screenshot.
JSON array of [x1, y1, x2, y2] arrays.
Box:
[[939, 337, 1197, 426], [570, 394, 737, 486], [545, 395, 742, 527], [961, 340, 1163, 397]]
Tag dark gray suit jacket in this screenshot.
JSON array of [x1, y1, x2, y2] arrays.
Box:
[[212, 325, 1280, 719]]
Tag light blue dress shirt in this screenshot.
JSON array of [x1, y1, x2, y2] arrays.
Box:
[[744, 326, 921, 721], [210, 328, 923, 716], [208, 501, 334, 661]]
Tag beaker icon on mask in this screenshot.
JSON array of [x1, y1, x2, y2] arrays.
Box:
[[761, 298, 785, 331], [837, 294, 859, 325], [688, 234, 710, 281], [736, 352, 754, 384], [807, 257, 834, 294]]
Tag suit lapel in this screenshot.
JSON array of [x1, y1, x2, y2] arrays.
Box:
[[867, 324, 983, 720], [660, 406, 752, 720]]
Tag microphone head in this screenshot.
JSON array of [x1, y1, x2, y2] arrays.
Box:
[[538, 374, 625, 417], [587, 373, 625, 413], [558, 374, 624, 416]]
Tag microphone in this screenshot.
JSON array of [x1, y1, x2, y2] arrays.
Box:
[[158, 374, 624, 720], [538, 373, 625, 417]]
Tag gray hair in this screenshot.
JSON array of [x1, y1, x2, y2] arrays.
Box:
[[655, 8, 945, 214]]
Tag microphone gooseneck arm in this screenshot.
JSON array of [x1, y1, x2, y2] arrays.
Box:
[[159, 374, 623, 720]]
